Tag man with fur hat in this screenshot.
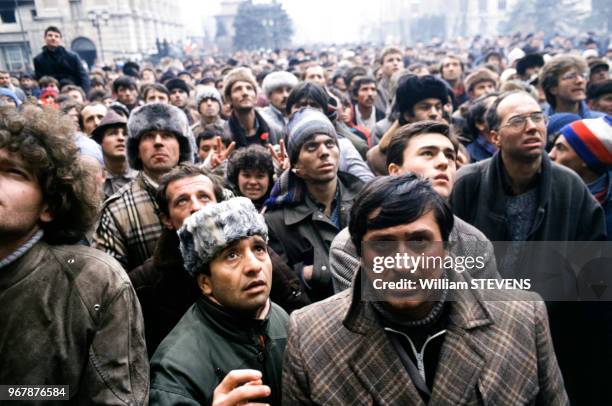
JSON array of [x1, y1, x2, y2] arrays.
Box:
[[367, 75, 450, 175], [464, 68, 499, 101], [550, 116, 612, 238], [191, 86, 225, 136], [265, 108, 364, 302], [260, 71, 299, 136], [91, 108, 137, 199], [149, 197, 288, 406], [93, 103, 193, 271], [222, 67, 282, 149], [516, 53, 545, 82]]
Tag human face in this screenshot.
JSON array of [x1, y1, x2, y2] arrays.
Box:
[[0, 72, 10, 88], [388, 133, 457, 198], [407, 98, 444, 122], [592, 93, 612, 116], [290, 98, 323, 115], [138, 130, 180, 180], [65, 107, 80, 130], [145, 89, 169, 104], [294, 134, 339, 184], [269, 85, 292, 112], [382, 52, 404, 78], [238, 169, 270, 201], [170, 89, 188, 108], [141, 70, 156, 84], [116, 86, 138, 107], [198, 98, 220, 119], [198, 138, 217, 161], [551, 67, 587, 105], [44, 30, 62, 49], [441, 57, 462, 81], [549, 134, 586, 175], [198, 235, 272, 317], [470, 81, 496, 99], [304, 66, 326, 87], [67, 89, 84, 103], [101, 126, 127, 160], [357, 82, 377, 109], [81, 104, 107, 135], [362, 210, 444, 315], [334, 76, 347, 92], [230, 81, 256, 112], [589, 66, 609, 84], [162, 174, 216, 230], [491, 93, 546, 162], [20, 77, 35, 89], [0, 149, 52, 255]]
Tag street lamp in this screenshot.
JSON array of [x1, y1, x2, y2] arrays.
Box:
[[88, 10, 110, 64]]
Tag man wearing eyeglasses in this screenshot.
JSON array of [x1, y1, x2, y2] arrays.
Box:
[[450, 90, 608, 405], [540, 54, 606, 118]]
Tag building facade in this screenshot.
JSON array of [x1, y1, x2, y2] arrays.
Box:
[[0, 0, 185, 72]]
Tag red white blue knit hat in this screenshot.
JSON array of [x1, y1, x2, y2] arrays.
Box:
[[560, 115, 612, 171]]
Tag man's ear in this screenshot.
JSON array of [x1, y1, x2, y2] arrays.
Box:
[[388, 162, 400, 175], [489, 129, 501, 148], [160, 213, 174, 230], [197, 273, 212, 297], [549, 85, 558, 97], [39, 204, 53, 223]]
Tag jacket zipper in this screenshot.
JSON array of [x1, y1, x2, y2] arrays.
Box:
[[384, 327, 446, 382]]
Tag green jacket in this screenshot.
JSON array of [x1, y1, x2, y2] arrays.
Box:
[[149, 296, 288, 405]]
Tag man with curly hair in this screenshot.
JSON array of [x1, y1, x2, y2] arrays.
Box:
[[0, 106, 149, 404]]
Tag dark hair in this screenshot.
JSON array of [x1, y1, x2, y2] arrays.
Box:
[[196, 124, 228, 148], [112, 76, 138, 93], [352, 76, 377, 97], [344, 66, 367, 89], [44, 26, 61, 37], [87, 89, 110, 103], [61, 84, 86, 100], [349, 174, 454, 255], [464, 92, 499, 139], [39, 76, 59, 88], [386, 121, 458, 168], [286, 82, 328, 115], [0, 106, 99, 244], [90, 76, 106, 88], [142, 82, 169, 100], [226, 144, 274, 196], [155, 163, 225, 217]]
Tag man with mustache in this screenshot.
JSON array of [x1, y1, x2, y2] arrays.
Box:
[[92, 103, 193, 271], [91, 108, 137, 199], [260, 71, 299, 137], [352, 76, 385, 133], [149, 197, 288, 406]]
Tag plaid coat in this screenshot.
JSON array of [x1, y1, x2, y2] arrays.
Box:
[[283, 271, 568, 405], [92, 172, 162, 272]]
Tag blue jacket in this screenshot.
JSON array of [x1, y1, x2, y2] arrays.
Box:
[[544, 101, 605, 119]]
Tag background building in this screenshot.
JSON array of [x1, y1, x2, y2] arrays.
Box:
[[0, 0, 185, 72]]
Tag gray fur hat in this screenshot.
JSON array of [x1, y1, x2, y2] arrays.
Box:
[[127, 103, 193, 170], [286, 107, 338, 164], [178, 197, 268, 277], [195, 86, 223, 109], [223, 67, 258, 100], [261, 71, 298, 98]]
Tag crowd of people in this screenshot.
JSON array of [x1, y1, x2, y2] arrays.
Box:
[[1, 24, 612, 405]]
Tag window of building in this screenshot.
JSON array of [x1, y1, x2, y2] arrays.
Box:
[[30, 9, 37, 18], [479, 0, 487, 12], [0, 9, 17, 23], [1, 45, 28, 72], [498, 0, 507, 10]]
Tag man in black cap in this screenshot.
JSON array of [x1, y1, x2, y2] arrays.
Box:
[[166, 78, 196, 125], [587, 79, 612, 115], [516, 53, 545, 83], [588, 59, 610, 85]]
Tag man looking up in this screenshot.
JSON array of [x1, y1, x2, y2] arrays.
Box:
[[261, 71, 299, 135]]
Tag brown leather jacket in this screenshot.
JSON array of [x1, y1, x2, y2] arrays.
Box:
[[0, 241, 149, 405]]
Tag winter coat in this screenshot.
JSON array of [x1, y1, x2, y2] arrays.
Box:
[[33, 46, 90, 92], [128, 229, 310, 357], [329, 216, 500, 293], [149, 296, 288, 406], [264, 171, 364, 302], [92, 172, 162, 272], [0, 241, 149, 405], [283, 269, 568, 405], [223, 109, 283, 149], [260, 104, 287, 137]]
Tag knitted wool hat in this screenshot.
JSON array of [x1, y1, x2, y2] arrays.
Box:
[[261, 71, 298, 98], [126, 103, 193, 170], [178, 197, 268, 277], [286, 107, 337, 164], [165, 78, 190, 94], [464, 68, 499, 93], [547, 113, 581, 137], [560, 116, 612, 171], [195, 86, 223, 109], [396, 75, 448, 115], [0, 88, 21, 106], [223, 67, 258, 100]]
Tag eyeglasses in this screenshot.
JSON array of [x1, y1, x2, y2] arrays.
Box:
[[560, 71, 588, 81], [501, 112, 547, 130]]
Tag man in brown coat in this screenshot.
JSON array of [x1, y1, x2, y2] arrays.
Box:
[[283, 175, 568, 405]]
